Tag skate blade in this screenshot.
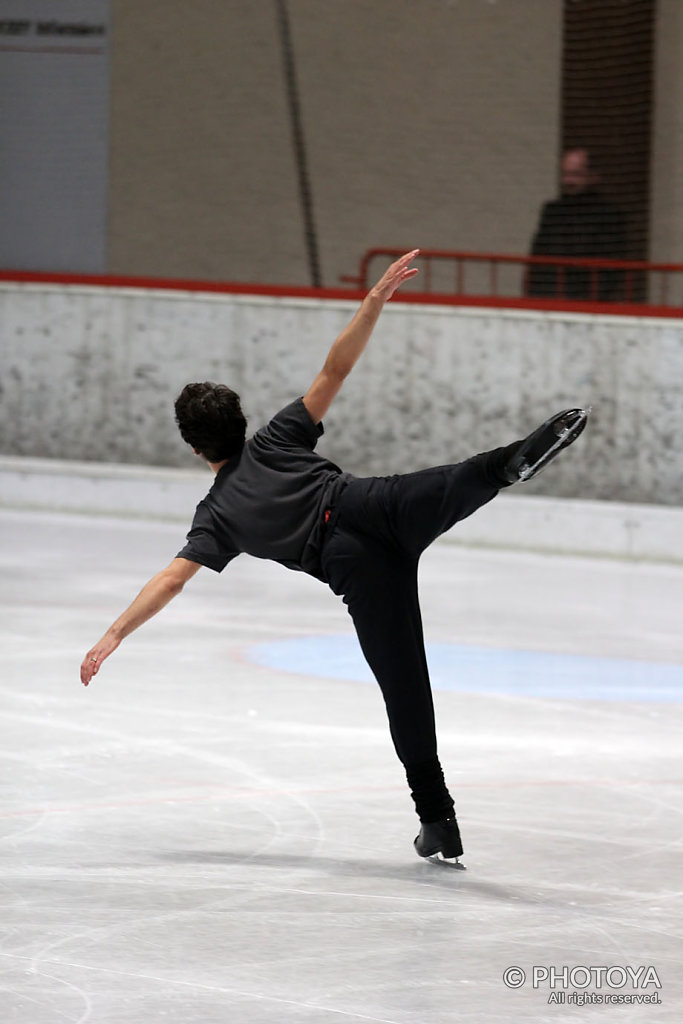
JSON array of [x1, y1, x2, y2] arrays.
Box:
[[518, 407, 591, 482], [426, 853, 467, 870]]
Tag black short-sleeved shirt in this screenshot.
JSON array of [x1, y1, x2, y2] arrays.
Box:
[[176, 398, 351, 581]]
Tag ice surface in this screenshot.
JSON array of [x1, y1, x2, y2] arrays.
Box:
[[1, 507, 682, 1022]]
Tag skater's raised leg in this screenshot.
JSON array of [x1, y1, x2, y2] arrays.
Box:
[[365, 406, 591, 556]]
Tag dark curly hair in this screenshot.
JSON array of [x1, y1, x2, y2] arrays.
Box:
[[174, 382, 247, 463]]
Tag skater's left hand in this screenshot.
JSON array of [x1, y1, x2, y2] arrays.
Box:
[[370, 250, 420, 302]]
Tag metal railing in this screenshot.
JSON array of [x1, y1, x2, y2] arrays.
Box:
[[341, 248, 683, 311]]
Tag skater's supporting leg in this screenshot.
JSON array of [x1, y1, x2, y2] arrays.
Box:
[[322, 530, 454, 823]]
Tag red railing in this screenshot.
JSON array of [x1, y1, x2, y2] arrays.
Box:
[[2, 251, 682, 317], [342, 248, 683, 313]]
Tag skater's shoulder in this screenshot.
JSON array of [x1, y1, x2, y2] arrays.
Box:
[[253, 397, 324, 450]]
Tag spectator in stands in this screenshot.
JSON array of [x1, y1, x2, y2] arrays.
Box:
[[526, 147, 628, 301]]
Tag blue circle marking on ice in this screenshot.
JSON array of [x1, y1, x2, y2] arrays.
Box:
[[246, 635, 683, 702]]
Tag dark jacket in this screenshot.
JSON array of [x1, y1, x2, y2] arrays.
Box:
[[527, 190, 628, 300]]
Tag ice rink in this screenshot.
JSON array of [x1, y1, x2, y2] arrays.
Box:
[[2, 504, 682, 1022]]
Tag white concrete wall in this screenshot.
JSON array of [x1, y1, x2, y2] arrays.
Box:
[[1, 282, 682, 505]]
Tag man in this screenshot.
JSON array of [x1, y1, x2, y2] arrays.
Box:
[[81, 250, 589, 863], [526, 148, 628, 301]]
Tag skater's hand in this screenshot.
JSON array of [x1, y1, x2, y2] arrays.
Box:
[[78, 560, 200, 687], [370, 250, 420, 302], [80, 633, 121, 686]]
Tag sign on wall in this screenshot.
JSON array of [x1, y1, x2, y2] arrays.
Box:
[[0, 1, 110, 272]]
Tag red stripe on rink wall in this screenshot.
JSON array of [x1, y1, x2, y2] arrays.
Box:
[[1, 268, 682, 318], [0, 270, 363, 303]]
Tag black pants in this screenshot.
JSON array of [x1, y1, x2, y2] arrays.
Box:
[[320, 444, 518, 822]]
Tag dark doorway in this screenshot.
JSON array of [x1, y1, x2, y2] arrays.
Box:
[[561, 0, 656, 263]]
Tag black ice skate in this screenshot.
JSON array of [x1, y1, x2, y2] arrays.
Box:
[[414, 817, 466, 869], [503, 407, 590, 484]]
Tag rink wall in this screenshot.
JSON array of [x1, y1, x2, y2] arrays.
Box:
[[2, 454, 683, 564], [1, 282, 683, 505]]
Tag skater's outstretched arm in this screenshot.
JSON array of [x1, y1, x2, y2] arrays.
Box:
[[303, 249, 419, 424], [80, 557, 201, 686]]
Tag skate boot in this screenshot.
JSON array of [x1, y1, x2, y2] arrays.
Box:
[[414, 817, 465, 868], [503, 407, 590, 483]]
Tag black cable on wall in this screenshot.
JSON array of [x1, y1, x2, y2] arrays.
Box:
[[275, 0, 322, 287]]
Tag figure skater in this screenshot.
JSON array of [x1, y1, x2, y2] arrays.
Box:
[[81, 250, 589, 863]]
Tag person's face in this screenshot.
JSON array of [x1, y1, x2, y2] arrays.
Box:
[[561, 150, 592, 195]]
